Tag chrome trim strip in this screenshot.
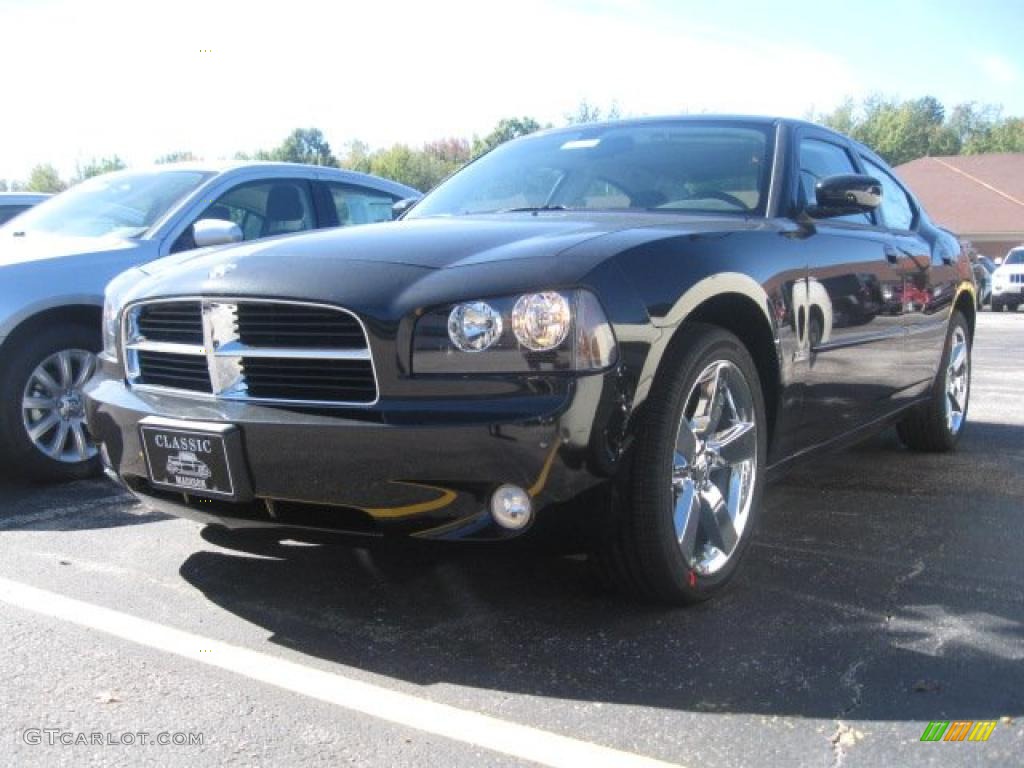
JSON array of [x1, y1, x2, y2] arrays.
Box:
[[125, 340, 205, 356], [122, 296, 380, 407], [765, 121, 785, 218], [214, 342, 372, 360]]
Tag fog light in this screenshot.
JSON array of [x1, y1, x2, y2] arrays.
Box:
[[490, 484, 533, 530]]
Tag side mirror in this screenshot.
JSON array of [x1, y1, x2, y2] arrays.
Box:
[[391, 196, 422, 220], [808, 175, 882, 218], [994, 257, 1004, 266], [193, 218, 242, 248]]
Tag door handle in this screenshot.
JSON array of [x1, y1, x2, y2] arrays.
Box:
[[884, 246, 900, 264]]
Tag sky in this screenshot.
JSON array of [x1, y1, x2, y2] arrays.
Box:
[[0, 0, 1022, 182]]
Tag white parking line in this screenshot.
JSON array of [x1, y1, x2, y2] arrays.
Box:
[[0, 576, 682, 768]]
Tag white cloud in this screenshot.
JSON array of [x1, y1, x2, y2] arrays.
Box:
[[0, 0, 861, 180], [980, 54, 1018, 85]]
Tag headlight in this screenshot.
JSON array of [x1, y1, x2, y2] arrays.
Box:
[[102, 268, 145, 362], [512, 292, 572, 351], [448, 301, 504, 352], [414, 289, 617, 374]]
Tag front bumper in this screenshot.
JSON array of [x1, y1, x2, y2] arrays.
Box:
[[992, 285, 1022, 301], [85, 366, 626, 541]]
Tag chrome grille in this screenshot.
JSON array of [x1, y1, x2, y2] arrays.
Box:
[[135, 350, 212, 392], [241, 357, 377, 401], [235, 303, 366, 348], [135, 301, 204, 344], [125, 299, 377, 405]]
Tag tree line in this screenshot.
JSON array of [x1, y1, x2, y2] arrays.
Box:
[[3, 96, 1021, 195]]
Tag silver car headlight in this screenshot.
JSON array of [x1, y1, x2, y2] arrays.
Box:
[[413, 289, 617, 374], [102, 268, 146, 362]]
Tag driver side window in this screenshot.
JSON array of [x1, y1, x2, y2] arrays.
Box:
[[798, 139, 873, 225], [171, 179, 315, 253]]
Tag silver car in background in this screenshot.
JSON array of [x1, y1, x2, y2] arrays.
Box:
[[0, 163, 419, 481], [0, 193, 50, 226]]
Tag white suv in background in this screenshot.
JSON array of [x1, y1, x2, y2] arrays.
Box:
[[992, 247, 1024, 312]]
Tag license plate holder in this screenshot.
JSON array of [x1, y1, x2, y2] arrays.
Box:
[[139, 417, 251, 501]]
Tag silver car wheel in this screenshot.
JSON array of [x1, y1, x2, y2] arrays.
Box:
[[945, 326, 969, 435], [671, 360, 758, 576], [21, 349, 98, 464]]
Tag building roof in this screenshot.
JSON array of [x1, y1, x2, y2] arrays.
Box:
[[894, 154, 1024, 237]]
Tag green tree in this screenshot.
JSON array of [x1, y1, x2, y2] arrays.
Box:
[[271, 127, 337, 166], [965, 116, 1024, 153], [565, 99, 621, 125], [364, 144, 438, 190], [340, 139, 373, 173], [155, 151, 198, 164], [343, 137, 474, 191], [818, 98, 857, 135], [473, 116, 543, 156], [73, 155, 126, 183], [817, 94, 970, 165], [25, 164, 66, 193]]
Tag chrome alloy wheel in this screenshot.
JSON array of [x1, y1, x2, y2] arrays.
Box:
[[945, 325, 969, 435], [21, 349, 98, 463], [671, 360, 758, 576]]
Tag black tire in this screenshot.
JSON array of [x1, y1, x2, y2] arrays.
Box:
[[595, 323, 767, 604], [0, 323, 102, 483], [896, 311, 970, 453], [993, 299, 1004, 312]]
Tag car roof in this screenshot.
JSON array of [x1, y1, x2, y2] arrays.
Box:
[[95, 162, 421, 197], [0, 192, 51, 204], [523, 114, 884, 164]]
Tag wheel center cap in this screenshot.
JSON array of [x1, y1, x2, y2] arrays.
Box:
[[58, 391, 83, 420]]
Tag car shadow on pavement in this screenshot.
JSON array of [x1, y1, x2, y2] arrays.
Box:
[[0, 476, 168, 532], [177, 421, 1023, 721]]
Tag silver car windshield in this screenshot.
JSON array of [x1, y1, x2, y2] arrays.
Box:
[[407, 122, 772, 219], [8, 170, 212, 239]]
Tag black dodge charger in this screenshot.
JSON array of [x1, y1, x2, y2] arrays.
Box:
[[85, 117, 976, 604]]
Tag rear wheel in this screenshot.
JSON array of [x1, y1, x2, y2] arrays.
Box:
[[0, 324, 102, 482], [897, 311, 970, 452], [596, 324, 767, 604]]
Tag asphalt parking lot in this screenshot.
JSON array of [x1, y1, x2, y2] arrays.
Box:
[[0, 310, 1021, 767]]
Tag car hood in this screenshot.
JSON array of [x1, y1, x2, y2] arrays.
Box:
[[125, 213, 769, 318], [0, 230, 139, 265], [994, 264, 1024, 276]]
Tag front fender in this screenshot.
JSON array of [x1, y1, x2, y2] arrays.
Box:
[[634, 272, 781, 405]]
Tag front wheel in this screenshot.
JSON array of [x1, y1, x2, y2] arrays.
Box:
[[0, 324, 102, 482], [897, 311, 970, 452], [596, 324, 767, 604]]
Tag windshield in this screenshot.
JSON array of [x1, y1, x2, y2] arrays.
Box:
[[408, 121, 772, 219], [1005, 251, 1024, 266], [5, 170, 212, 239]]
